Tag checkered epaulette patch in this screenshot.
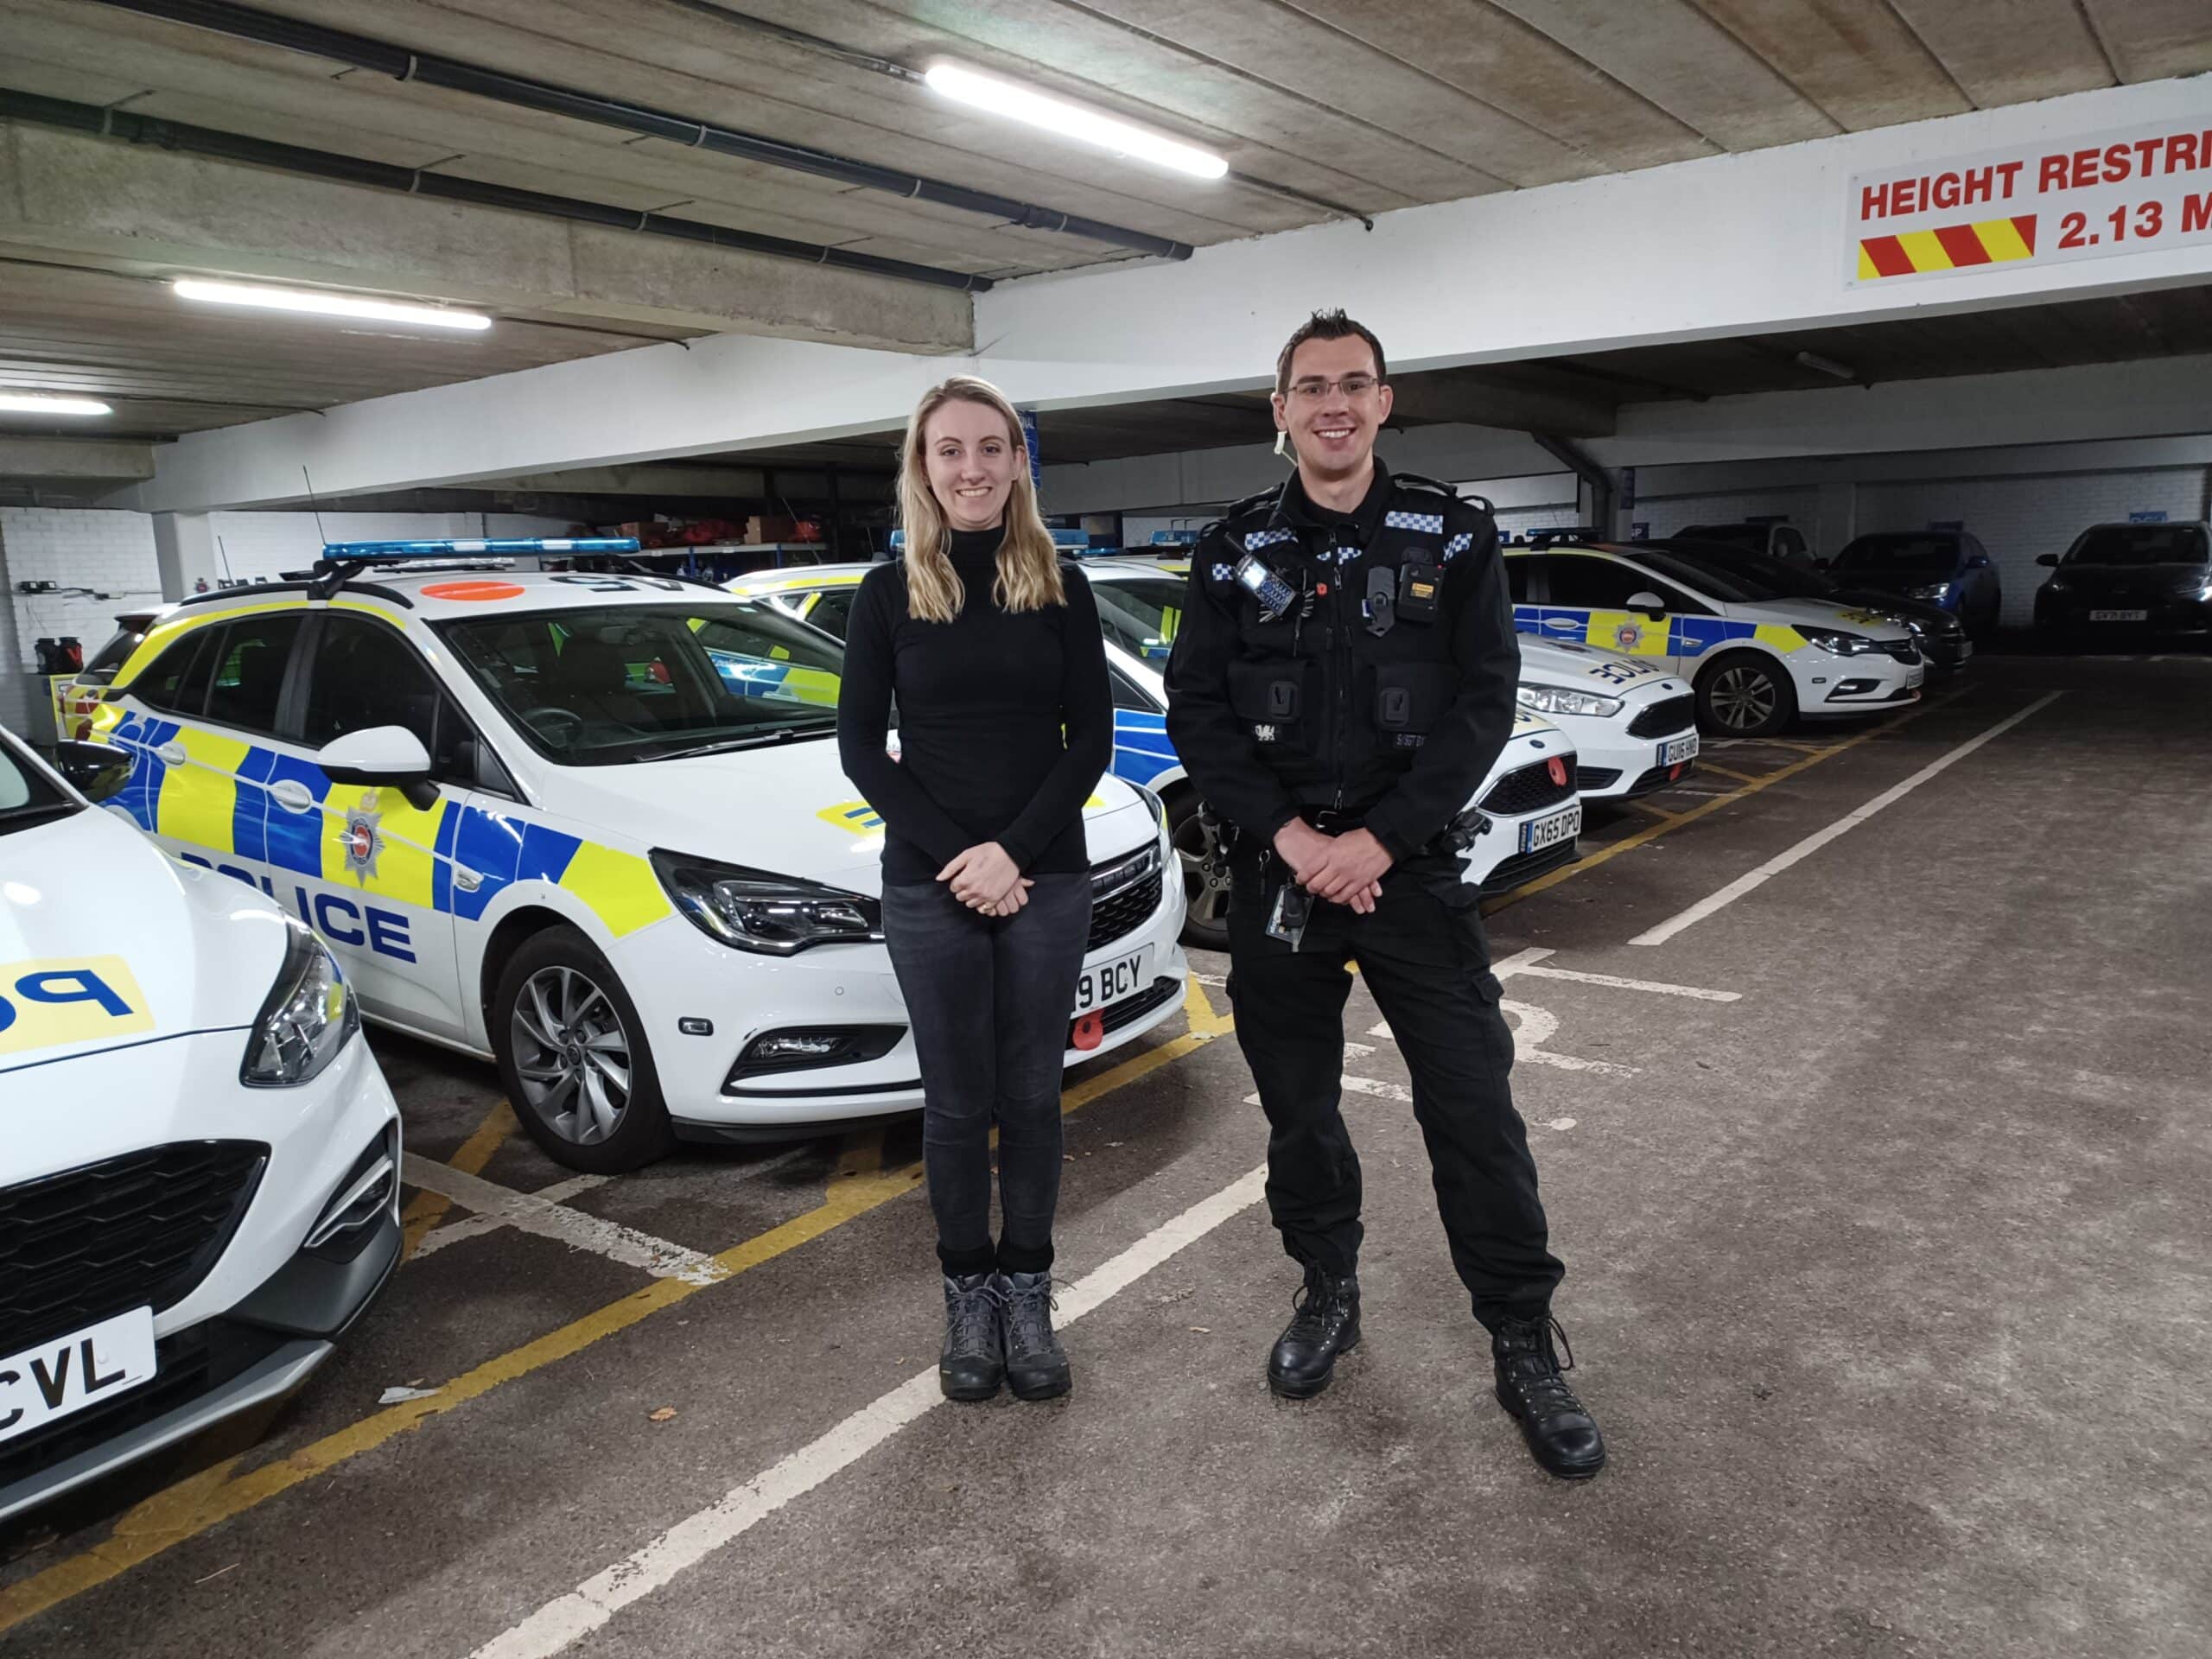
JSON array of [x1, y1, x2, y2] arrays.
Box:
[[1443, 531, 1474, 563], [1240, 527, 1297, 550], [1383, 510, 1446, 535]]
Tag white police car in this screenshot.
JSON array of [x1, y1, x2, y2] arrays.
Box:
[[72, 542, 1187, 1173], [728, 558, 1586, 950], [0, 723, 398, 1522], [1505, 535, 1924, 738], [1515, 638, 1697, 800]]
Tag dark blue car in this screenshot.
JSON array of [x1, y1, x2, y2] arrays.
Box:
[[1828, 531, 2004, 640]]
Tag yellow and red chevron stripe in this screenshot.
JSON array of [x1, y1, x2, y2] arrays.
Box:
[[1859, 214, 2037, 279]]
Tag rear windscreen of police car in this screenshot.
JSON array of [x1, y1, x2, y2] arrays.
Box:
[[0, 734, 79, 832], [438, 603, 845, 764]]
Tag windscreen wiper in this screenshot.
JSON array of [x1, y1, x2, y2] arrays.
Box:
[[642, 722, 835, 764]]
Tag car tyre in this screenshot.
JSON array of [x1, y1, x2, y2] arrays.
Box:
[[1167, 791, 1232, 952], [495, 925, 675, 1173], [1694, 651, 1796, 739]]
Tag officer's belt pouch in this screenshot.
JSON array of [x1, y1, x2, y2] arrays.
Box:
[[1228, 659, 1309, 740], [1374, 662, 1457, 748]]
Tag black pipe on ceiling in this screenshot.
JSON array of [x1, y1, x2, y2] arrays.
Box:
[[0, 89, 993, 293], [89, 0, 1198, 263]]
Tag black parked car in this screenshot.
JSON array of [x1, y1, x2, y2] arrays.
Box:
[[2034, 521, 2212, 645], [1642, 539, 1973, 670], [1827, 531, 2004, 641]]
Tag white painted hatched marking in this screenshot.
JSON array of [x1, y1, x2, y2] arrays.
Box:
[[400, 1155, 729, 1286], [1510, 964, 1741, 1001]]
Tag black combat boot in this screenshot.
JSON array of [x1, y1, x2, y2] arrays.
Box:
[[1492, 1314, 1605, 1479], [939, 1271, 1005, 1402], [1267, 1265, 1360, 1400], [996, 1269, 1071, 1402]]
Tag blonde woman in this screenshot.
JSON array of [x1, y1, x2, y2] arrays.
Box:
[[837, 376, 1110, 1403]]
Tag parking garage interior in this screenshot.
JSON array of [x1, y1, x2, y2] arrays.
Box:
[[3, 3, 2210, 1656]]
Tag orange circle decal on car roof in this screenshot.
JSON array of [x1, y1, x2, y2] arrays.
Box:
[[421, 580, 526, 601]]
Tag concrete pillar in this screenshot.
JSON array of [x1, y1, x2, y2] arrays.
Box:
[[152, 511, 219, 601], [1814, 482, 1859, 563], [0, 518, 32, 735]]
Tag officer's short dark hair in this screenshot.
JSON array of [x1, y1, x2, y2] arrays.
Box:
[[1274, 310, 1388, 399]]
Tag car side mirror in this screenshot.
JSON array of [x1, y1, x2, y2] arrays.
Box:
[[1626, 591, 1668, 619], [320, 725, 437, 810], [54, 738, 130, 799], [2035, 553, 2060, 567]]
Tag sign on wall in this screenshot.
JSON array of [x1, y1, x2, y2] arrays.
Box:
[[1848, 118, 2212, 284]]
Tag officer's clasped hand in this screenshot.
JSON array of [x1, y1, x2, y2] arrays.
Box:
[[1273, 821, 1390, 916]]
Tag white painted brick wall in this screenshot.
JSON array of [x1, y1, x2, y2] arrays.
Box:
[[1856, 468, 2209, 626], [1, 510, 164, 690]]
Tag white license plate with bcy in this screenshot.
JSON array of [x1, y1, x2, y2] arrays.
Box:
[[0, 1306, 156, 1446], [2090, 609, 2148, 622], [1073, 947, 1150, 1015], [1520, 803, 1580, 854], [1659, 733, 1698, 767]]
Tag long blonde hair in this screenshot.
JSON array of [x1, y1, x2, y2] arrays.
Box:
[[897, 375, 1066, 624]]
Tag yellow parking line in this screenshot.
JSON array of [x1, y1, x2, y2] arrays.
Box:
[[1626, 799, 1684, 823], [399, 1100, 518, 1260], [1697, 763, 1759, 785], [1484, 691, 1974, 917], [0, 1003, 1234, 1633]]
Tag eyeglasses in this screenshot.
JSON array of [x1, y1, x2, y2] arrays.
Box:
[[1284, 374, 1380, 403]]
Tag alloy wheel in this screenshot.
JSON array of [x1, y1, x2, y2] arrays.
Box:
[[1708, 665, 1780, 733], [510, 964, 632, 1145], [1173, 809, 1231, 931]]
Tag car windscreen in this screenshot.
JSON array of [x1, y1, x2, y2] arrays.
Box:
[[1833, 536, 1961, 576], [1090, 576, 1188, 664], [1655, 544, 1837, 601], [0, 734, 79, 834], [2063, 524, 2210, 566], [1613, 547, 1767, 604], [436, 601, 845, 766], [81, 615, 155, 683]]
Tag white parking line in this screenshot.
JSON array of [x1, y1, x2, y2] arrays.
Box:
[[470, 1165, 1270, 1659], [410, 1173, 611, 1260], [1510, 964, 1741, 1001], [1629, 693, 2063, 949], [399, 1155, 730, 1286]]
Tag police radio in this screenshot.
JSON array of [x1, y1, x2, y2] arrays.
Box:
[[1233, 550, 1298, 620]]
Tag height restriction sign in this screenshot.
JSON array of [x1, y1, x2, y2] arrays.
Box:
[[1847, 117, 2212, 284]]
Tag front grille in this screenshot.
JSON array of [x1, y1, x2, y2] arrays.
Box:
[[1626, 695, 1695, 739], [1479, 757, 1578, 817], [1574, 767, 1623, 791], [1088, 868, 1164, 952], [2, 1141, 267, 1357], [1478, 838, 1581, 897], [0, 1319, 291, 1494]]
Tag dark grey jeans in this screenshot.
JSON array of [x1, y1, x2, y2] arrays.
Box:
[[881, 873, 1093, 1275]]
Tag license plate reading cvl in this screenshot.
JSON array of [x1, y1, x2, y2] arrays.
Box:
[[0, 1306, 156, 1446]]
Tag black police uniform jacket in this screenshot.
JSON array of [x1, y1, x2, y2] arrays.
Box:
[[1163, 463, 1522, 865]]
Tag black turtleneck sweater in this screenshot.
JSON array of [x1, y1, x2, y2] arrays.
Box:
[[837, 527, 1112, 887]]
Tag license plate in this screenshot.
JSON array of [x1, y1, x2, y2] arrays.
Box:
[[1072, 948, 1150, 1016], [1959, 640, 1974, 659], [1520, 803, 1580, 855], [1658, 733, 1698, 767], [2090, 609, 2148, 622], [1907, 667, 1926, 689], [0, 1306, 156, 1446]]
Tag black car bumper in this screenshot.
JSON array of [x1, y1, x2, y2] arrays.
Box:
[[2036, 594, 2212, 637]]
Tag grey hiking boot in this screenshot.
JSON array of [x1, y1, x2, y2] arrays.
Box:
[[996, 1269, 1071, 1401], [940, 1271, 1005, 1402]]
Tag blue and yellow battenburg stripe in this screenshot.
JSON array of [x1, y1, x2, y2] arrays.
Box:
[[1111, 709, 1178, 787], [1513, 606, 1807, 658], [92, 713, 671, 938]]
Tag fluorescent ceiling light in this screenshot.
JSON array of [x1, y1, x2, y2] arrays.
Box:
[[1794, 350, 1858, 381], [172, 279, 493, 332], [924, 62, 1228, 180], [0, 392, 111, 416]]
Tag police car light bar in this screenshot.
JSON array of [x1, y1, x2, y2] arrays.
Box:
[[317, 537, 642, 560]]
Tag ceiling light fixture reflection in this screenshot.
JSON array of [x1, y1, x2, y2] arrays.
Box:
[[0, 392, 111, 416], [172, 279, 493, 331], [1794, 351, 1858, 381], [923, 62, 1228, 180]]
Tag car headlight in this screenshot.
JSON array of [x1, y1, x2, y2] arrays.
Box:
[[1796, 627, 1882, 656], [1516, 683, 1623, 719], [1904, 582, 1953, 601], [652, 849, 881, 956], [241, 920, 359, 1087]]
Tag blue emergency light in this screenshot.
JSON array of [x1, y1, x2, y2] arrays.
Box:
[[317, 537, 642, 560]]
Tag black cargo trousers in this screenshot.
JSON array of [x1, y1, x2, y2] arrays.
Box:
[[1226, 847, 1564, 1332]]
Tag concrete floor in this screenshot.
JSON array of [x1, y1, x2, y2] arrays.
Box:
[[4, 655, 2209, 1658]]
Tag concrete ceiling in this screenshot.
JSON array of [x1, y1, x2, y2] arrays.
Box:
[[3, 0, 2209, 454], [665, 283, 2212, 477]]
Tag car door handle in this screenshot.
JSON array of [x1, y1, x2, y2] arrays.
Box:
[[156, 741, 187, 766], [270, 779, 317, 813], [454, 866, 483, 893]]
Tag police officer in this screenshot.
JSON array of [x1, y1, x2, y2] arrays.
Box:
[[1165, 310, 1605, 1479]]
